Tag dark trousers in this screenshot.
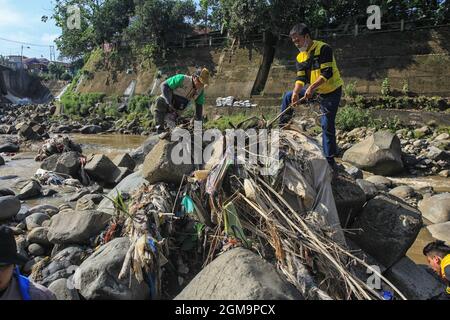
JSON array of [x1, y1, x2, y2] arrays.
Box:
[[151, 96, 171, 127], [280, 86, 342, 165]]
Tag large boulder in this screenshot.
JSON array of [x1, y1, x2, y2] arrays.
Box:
[[331, 175, 366, 227], [389, 186, 415, 200], [342, 131, 404, 176], [55, 152, 81, 177], [27, 227, 51, 246], [112, 153, 135, 171], [40, 152, 82, 178], [418, 193, 450, 224], [349, 194, 422, 268], [47, 210, 110, 245], [97, 171, 147, 214], [84, 154, 120, 185], [427, 222, 450, 244], [0, 188, 15, 197], [73, 237, 150, 300], [48, 279, 80, 300], [0, 143, 19, 153], [130, 135, 159, 165], [142, 139, 194, 184], [0, 195, 21, 220], [384, 257, 446, 300], [18, 180, 42, 200], [175, 248, 303, 300], [40, 246, 86, 286]]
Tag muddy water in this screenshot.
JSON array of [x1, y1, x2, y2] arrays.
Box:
[[0, 134, 147, 207]]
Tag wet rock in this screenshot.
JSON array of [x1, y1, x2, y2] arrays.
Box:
[[28, 243, 46, 256], [47, 209, 110, 245], [331, 175, 366, 227], [98, 171, 147, 214], [175, 248, 303, 300], [27, 227, 50, 246], [342, 131, 403, 176], [112, 153, 135, 171], [48, 279, 80, 300], [73, 237, 150, 300], [0, 156, 4, 166], [427, 222, 450, 244], [80, 125, 102, 134], [29, 204, 59, 217], [389, 186, 415, 200], [418, 193, 450, 224], [18, 180, 42, 200], [0, 188, 15, 197], [0, 195, 21, 220], [130, 134, 159, 165], [0, 143, 19, 153], [365, 175, 393, 190], [84, 154, 120, 185], [384, 257, 446, 300], [25, 212, 50, 231], [142, 140, 194, 185], [349, 194, 422, 268]]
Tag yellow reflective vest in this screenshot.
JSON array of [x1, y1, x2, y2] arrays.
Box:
[[441, 254, 450, 295], [295, 40, 344, 95]]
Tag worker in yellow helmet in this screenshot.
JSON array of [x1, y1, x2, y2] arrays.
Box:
[[423, 240, 450, 300], [280, 23, 344, 172]]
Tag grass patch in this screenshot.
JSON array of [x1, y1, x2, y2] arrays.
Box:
[[336, 106, 402, 132]]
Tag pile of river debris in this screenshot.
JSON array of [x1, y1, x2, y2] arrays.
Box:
[[1, 113, 448, 300]]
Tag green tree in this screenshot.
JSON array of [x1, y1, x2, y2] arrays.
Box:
[[48, 62, 66, 79], [125, 0, 196, 60]]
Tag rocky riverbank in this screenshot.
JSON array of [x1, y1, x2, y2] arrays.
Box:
[[0, 103, 449, 300]]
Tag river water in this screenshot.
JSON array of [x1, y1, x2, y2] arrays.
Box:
[[0, 133, 447, 266]]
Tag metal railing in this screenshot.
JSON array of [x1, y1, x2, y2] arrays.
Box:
[[163, 18, 450, 49]]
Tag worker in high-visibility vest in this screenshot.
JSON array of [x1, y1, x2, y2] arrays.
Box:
[[280, 23, 344, 171], [423, 240, 450, 300]]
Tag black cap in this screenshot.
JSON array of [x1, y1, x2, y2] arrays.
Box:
[[0, 226, 28, 266]]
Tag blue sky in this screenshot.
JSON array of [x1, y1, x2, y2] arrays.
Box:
[[0, 0, 61, 60]]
